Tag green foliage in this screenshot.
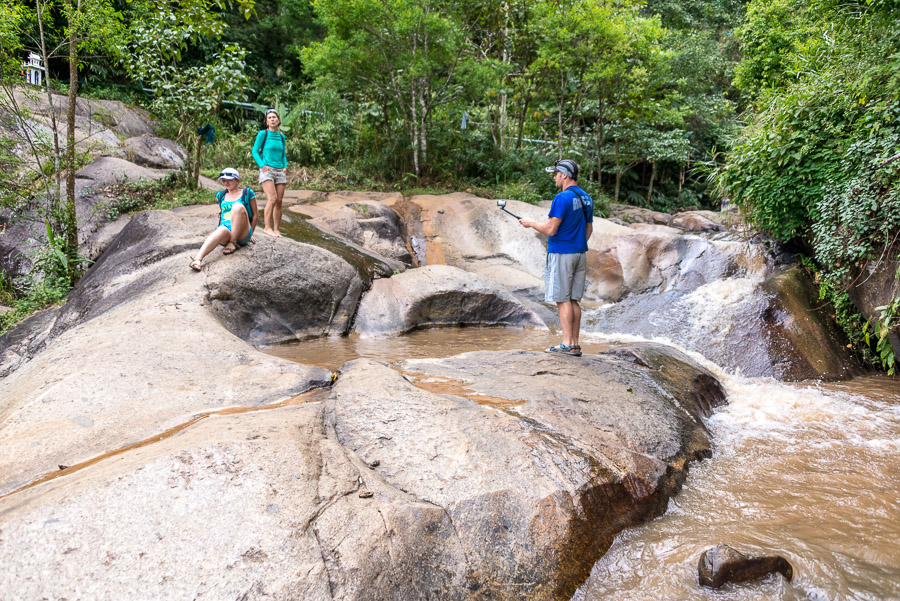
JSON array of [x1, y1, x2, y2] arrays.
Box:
[[720, 0, 900, 241], [723, 0, 900, 372], [0, 272, 71, 336], [864, 290, 900, 375]]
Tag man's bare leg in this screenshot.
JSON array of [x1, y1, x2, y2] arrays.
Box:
[[557, 301, 575, 347], [570, 300, 582, 348]]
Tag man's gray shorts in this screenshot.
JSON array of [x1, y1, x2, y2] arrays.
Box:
[[258, 168, 287, 185], [545, 252, 587, 303]]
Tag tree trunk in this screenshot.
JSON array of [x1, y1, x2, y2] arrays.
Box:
[[647, 160, 656, 205], [557, 71, 564, 160], [411, 80, 420, 177], [193, 136, 203, 190], [64, 0, 80, 283], [515, 88, 531, 150], [499, 1, 509, 151], [418, 81, 427, 165], [614, 139, 621, 203], [595, 97, 604, 188], [35, 0, 61, 206], [678, 163, 685, 197]]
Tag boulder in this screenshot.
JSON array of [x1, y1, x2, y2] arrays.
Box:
[[324, 344, 725, 600], [0, 205, 401, 496], [353, 264, 546, 335], [669, 211, 723, 232], [586, 264, 861, 380], [118, 134, 188, 169], [698, 545, 794, 588], [0, 342, 724, 601], [393, 193, 550, 299], [12, 88, 154, 137], [609, 203, 671, 225], [392, 194, 765, 303]]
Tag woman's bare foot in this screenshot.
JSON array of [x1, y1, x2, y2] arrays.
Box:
[[189, 257, 202, 271], [263, 228, 277, 237], [273, 230, 283, 238], [222, 242, 238, 255]]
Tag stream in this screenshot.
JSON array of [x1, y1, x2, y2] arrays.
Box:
[[268, 328, 900, 601]]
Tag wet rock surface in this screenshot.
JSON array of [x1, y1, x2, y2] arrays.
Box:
[[353, 264, 546, 335], [290, 191, 413, 265], [698, 544, 794, 588], [586, 264, 861, 380]]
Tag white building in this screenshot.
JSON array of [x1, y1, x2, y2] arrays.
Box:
[[23, 52, 45, 87]]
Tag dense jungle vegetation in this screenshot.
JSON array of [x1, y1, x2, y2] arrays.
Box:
[[1, 0, 898, 369]]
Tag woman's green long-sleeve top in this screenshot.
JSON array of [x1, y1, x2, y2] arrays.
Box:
[[252, 130, 287, 169]]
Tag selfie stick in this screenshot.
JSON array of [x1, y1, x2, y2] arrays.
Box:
[[496, 199, 521, 220]]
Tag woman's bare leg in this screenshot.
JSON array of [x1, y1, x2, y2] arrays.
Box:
[[261, 178, 277, 236], [272, 183, 286, 236], [227, 203, 250, 248], [196, 227, 231, 263]]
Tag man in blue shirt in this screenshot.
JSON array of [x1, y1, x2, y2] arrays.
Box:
[[519, 159, 593, 356]]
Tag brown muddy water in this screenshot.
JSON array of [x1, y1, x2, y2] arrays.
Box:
[[269, 328, 900, 601], [263, 326, 611, 371]]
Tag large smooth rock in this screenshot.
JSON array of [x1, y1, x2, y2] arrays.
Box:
[[12, 88, 154, 137], [118, 134, 188, 169], [586, 264, 861, 380], [353, 264, 546, 335], [0, 205, 400, 496], [392, 194, 766, 303], [698, 545, 794, 588], [323, 344, 725, 600], [392, 193, 550, 299]]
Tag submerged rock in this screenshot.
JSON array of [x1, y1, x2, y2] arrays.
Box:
[[698, 544, 794, 588]]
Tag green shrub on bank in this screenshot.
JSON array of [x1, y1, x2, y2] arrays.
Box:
[[719, 0, 900, 371]]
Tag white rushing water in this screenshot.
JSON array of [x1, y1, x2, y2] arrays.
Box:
[[575, 333, 900, 601]]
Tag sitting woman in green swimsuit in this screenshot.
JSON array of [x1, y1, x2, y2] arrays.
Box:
[[189, 168, 258, 271]]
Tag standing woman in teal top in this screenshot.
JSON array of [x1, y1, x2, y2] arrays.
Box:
[[252, 109, 287, 237]]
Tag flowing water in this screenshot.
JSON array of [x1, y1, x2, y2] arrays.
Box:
[[270, 328, 900, 601]]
